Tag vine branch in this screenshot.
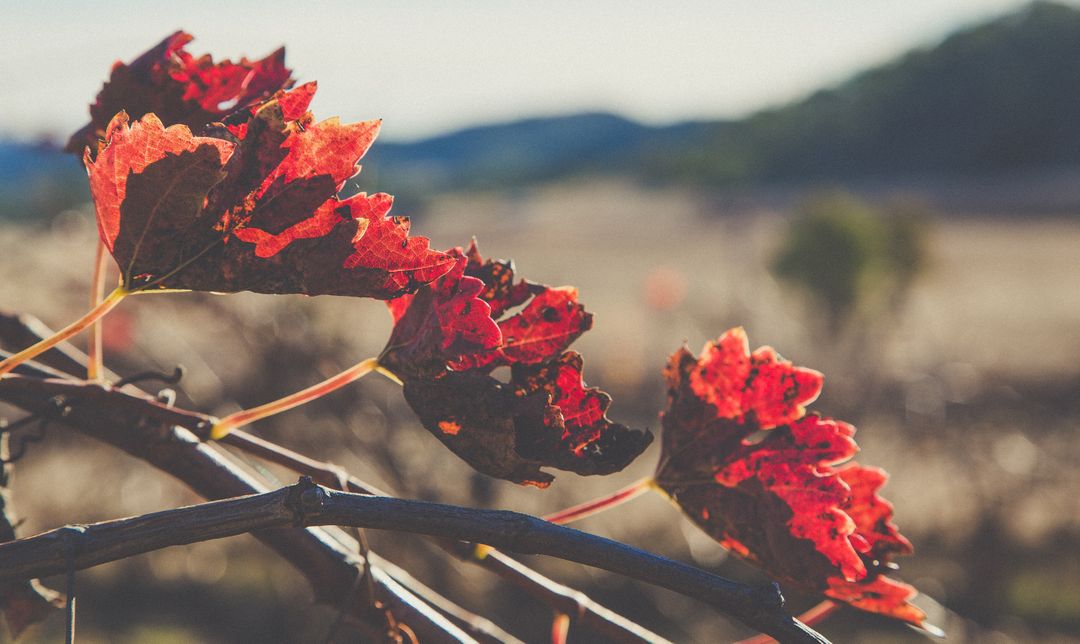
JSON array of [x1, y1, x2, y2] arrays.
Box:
[[221, 429, 669, 643], [0, 358, 484, 643], [0, 320, 831, 643], [0, 478, 828, 644]]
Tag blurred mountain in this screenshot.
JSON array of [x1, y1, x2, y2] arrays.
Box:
[[644, 0, 1080, 185], [360, 0, 1080, 204], [6, 1, 1080, 218], [0, 140, 87, 222], [360, 113, 706, 194]]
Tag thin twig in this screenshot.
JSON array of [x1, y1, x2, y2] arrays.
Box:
[[64, 527, 82, 644], [0, 287, 127, 377], [542, 476, 654, 525], [551, 612, 570, 644], [0, 478, 829, 644], [0, 311, 94, 377], [87, 240, 109, 382]]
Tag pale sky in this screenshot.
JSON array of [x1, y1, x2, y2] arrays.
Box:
[[0, 0, 1070, 143]]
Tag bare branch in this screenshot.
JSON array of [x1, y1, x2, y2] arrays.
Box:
[[0, 333, 677, 642], [223, 429, 669, 643], [0, 478, 829, 644], [0, 331, 830, 643], [0, 327, 516, 644], [0, 364, 477, 644]]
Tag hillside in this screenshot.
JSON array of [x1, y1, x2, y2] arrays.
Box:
[[356, 113, 705, 196], [5, 1, 1080, 215], [647, 0, 1080, 184], [359, 1, 1080, 196], [0, 140, 87, 222]]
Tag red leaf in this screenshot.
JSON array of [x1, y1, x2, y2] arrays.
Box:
[[68, 31, 292, 153], [836, 464, 913, 560], [712, 415, 865, 582], [402, 373, 560, 487], [825, 576, 926, 626], [85, 86, 453, 298], [655, 327, 926, 627], [453, 241, 590, 370], [386, 241, 651, 485], [381, 250, 502, 379], [86, 113, 234, 258], [463, 240, 534, 318], [382, 240, 590, 379], [688, 327, 823, 429], [451, 286, 590, 372], [511, 351, 652, 475]]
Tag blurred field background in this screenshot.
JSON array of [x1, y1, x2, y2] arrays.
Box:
[[2, 2, 1080, 643]]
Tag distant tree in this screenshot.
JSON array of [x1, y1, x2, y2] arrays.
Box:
[[771, 191, 930, 335]]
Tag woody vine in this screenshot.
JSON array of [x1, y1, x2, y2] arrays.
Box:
[[0, 32, 940, 642]]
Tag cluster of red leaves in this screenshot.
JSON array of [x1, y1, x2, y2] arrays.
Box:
[[655, 328, 927, 627], [380, 242, 653, 487], [59, 30, 932, 637], [84, 82, 453, 297], [68, 31, 292, 153]]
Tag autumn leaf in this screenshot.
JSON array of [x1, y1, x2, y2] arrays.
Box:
[[511, 351, 653, 476], [381, 249, 503, 381], [84, 85, 454, 298], [655, 327, 927, 627], [402, 372, 561, 487], [381, 241, 591, 379], [386, 241, 652, 486], [67, 31, 292, 154]]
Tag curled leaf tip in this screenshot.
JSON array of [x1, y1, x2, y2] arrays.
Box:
[[69, 31, 294, 154]]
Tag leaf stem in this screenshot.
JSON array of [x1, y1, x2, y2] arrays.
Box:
[[551, 612, 570, 644], [543, 477, 656, 525], [373, 364, 403, 386], [210, 357, 380, 439], [0, 287, 128, 378], [87, 241, 109, 381]]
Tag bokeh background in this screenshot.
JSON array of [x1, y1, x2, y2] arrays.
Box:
[[2, 1, 1079, 642]]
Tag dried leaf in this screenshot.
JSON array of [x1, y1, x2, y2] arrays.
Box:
[[512, 352, 653, 476], [386, 241, 651, 485], [402, 372, 559, 487], [68, 31, 292, 153]]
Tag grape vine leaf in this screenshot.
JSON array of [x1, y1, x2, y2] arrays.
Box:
[[68, 31, 292, 153], [655, 327, 930, 628], [385, 241, 652, 486], [84, 85, 454, 298], [382, 249, 503, 381], [511, 351, 652, 476]]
